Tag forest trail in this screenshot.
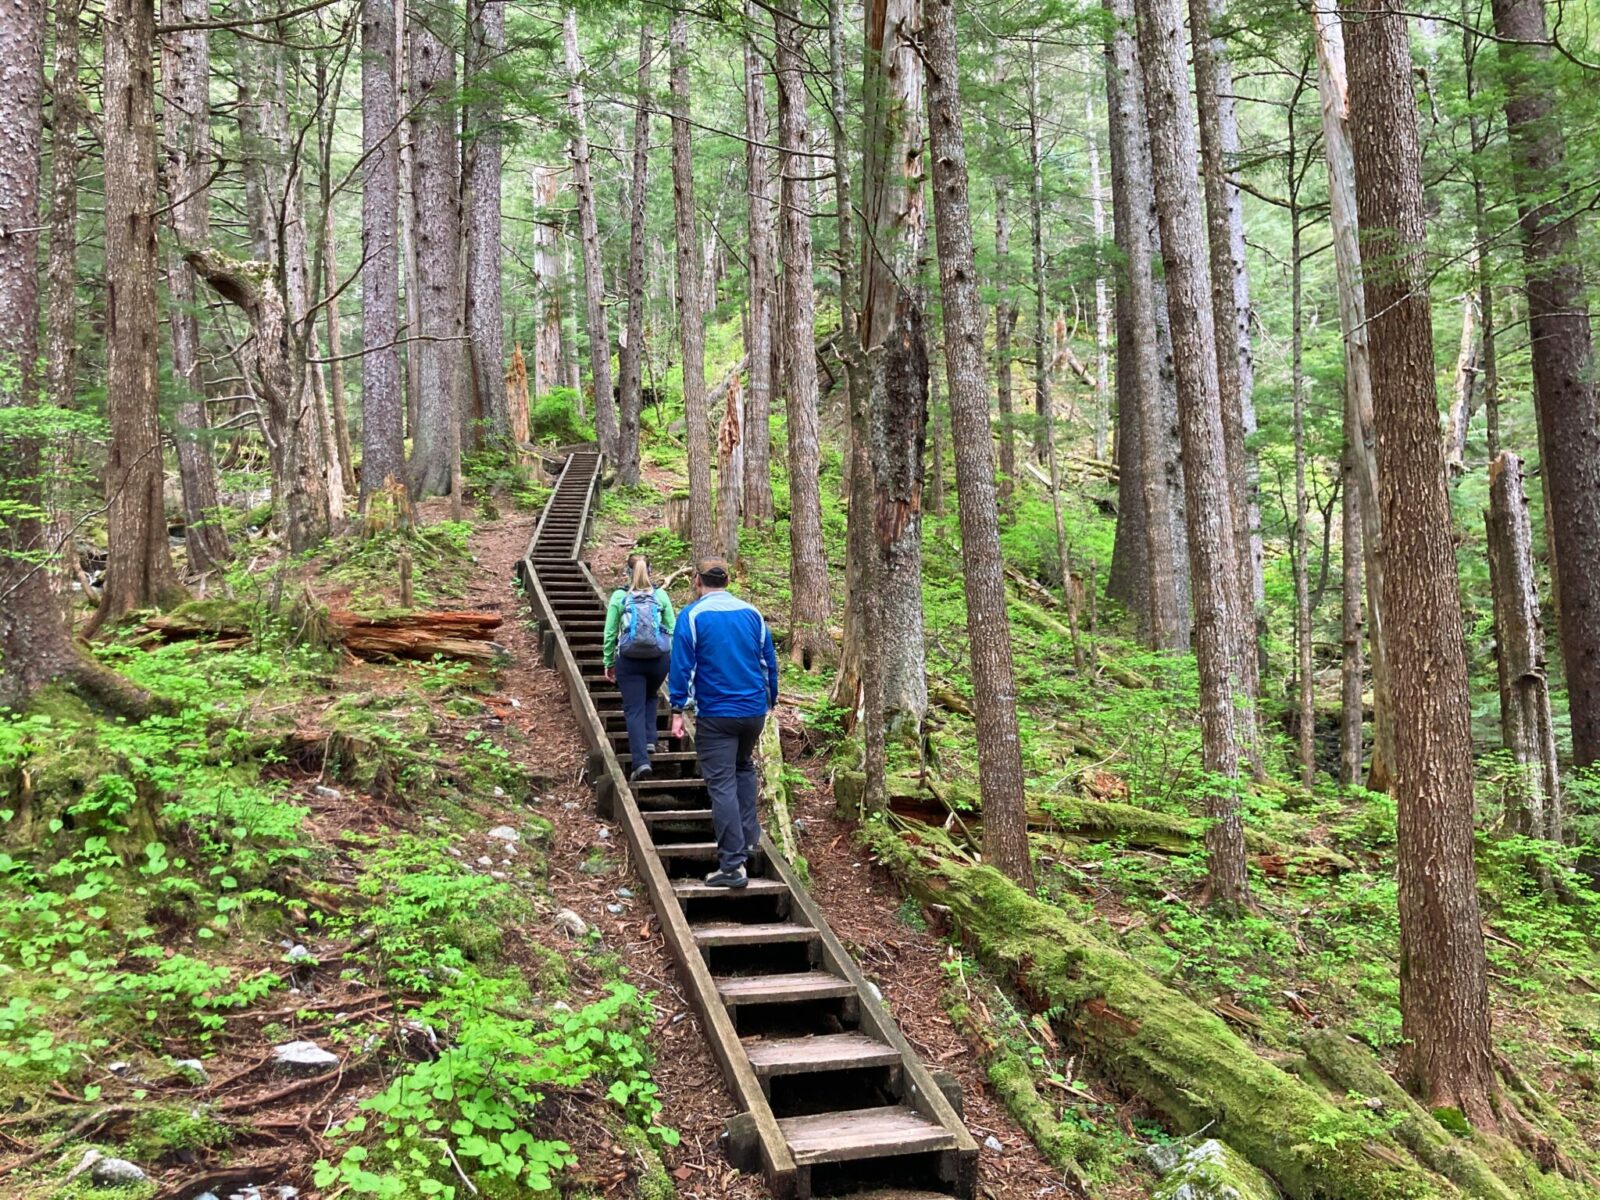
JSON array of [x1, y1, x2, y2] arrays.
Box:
[[480, 454, 1082, 1198]]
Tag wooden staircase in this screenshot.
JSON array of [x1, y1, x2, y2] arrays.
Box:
[[516, 448, 977, 1200]]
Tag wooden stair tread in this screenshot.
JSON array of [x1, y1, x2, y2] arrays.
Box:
[[639, 808, 713, 822], [673, 878, 789, 899], [692, 921, 817, 946], [777, 1105, 956, 1166], [744, 1032, 902, 1076], [715, 972, 856, 1004]]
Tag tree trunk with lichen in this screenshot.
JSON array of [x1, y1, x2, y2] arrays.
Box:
[[91, 0, 185, 634], [775, 0, 833, 669], [742, 6, 777, 528], [616, 24, 651, 487], [465, 0, 509, 449]]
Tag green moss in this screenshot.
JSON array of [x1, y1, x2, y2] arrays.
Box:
[[985, 1050, 1098, 1175], [123, 1104, 233, 1160], [1432, 1108, 1473, 1138], [1153, 1139, 1279, 1200], [866, 825, 1451, 1200]]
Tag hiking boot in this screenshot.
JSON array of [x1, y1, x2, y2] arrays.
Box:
[[629, 764, 654, 784], [703, 865, 748, 889]]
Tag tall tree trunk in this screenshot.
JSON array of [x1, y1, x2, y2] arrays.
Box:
[[407, 13, 464, 499], [465, 0, 509, 447], [360, 0, 405, 502], [1106, 0, 1188, 651], [316, 71, 356, 496], [927, 356, 944, 517], [1486, 452, 1562, 846], [530, 165, 563, 399], [776, 0, 833, 668], [1086, 95, 1111, 462], [717, 373, 744, 562], [924, 0, 1033, 886], [1312, 0, 1396, 793], [861, 0, 929, 739], [1135, 0, 1248, 910], [1026, 42, 1049, 469], [669, 12, 714, 557], [742, 4, 777, 527], [616, 24, 651, 487], [1105, 268, 1149, 621], [563, 6, 617, 460], [46, 0, 81, 414], [398, 0, 422, 441], [1, 0, 149, 711], [1340, 441, 1365, 785], [1490, 0, 1600, 770], [559, 236, 582, 398], [1188, 0, 1262, 728], [1342, 0, 1496, 1124], [993, 176, 1017, 500], [1292, 201, 1314, 787], [1444, 263, 1480, 477], [162, 0, 231, 574], [91, 0, 184, 633]]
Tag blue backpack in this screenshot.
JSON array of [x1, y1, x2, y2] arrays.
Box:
[[618, 589, 670, 659]]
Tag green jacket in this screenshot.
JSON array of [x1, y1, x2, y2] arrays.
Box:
[[603, 587, 676, 667]]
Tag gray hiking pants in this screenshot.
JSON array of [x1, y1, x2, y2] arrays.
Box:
[[695, 714, 767, 872]]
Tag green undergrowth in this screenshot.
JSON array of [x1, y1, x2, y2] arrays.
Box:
[[0, 573, 677, 1196]]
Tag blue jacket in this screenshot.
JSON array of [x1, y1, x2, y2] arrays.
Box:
[[668, 590, 779, 717]]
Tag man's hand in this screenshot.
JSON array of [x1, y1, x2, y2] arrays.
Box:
[[670, 713, 686, 741], [604, 667, 615, 683]]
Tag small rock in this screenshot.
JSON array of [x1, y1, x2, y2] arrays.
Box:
[[107, 1061, 132, 1077], [865, 982, 884, 1002], [1142, 1141, 1187, 1177], [476, 855, 494, 866], [446, 846, 463, 857], [606, 903, 624, 914], [596, 826, 611, 840], [509, 698, 521, 709], [90, 1157, 148, 1187], [1152, 1139, 1277, 1200], [492, 786, 506, 798], [487, 825, 520, 842], [272, 1040, 340, 1071], [490, 871, 509, 881], [554, 909, 589, 938], [563, 801, 579, 811], [552, 1000, 572, 1012], [285, 944, 314, 962], [172, 1058, 208, 1083], [195, 1193, 221, 1200], [983, 1135, 1004, 1154], [671, 1011, 687, 1024], [312, 785, 342, 801], [616, 886, 634, 899], [578, 859, 607, 875], [792, 818, 810, 837]]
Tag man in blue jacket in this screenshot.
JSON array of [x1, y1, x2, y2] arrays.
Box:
[[668, 558, 779, 889]]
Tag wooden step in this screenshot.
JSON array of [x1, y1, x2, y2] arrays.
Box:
[[655, 841, 722, 858], [692, 921, 817, 947], [633, 777, 707, 793], [673, 877, 789, 900], [715, 972, 856, 1007], [640, 808, 713, 824], [616, 751, 698, 765], [777, 1105, 957, 1166], [744, 1032, 903, 1078]]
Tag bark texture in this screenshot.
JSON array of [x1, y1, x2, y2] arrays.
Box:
[[530, 165, 563, 399], [669, 12, 714, 558], [360, 0, 405, 501], [925, 0, 1033, 888], [1313, 0, 1395, 791], [1105, 0, 1189, 651], [1486, 453, 1562, 844], [861, 0, 929, 737], [616, 24, 652, 487], [1490, 0, 1600, 769], [162, 0, 231, 574], [775, 0, 833, 667], [1340, 441, 1365, 786], [407, 13, 464, 498], [1342, 0, 1496, 1124], [93, 0, 184, 632], [465, 0, 509, 446], [1136, 0, 1249, 909], [564, 6, 616, 459], [993, 176, 1017, 499], [742, 6, 777, 527], [45, 0, 81, 413]]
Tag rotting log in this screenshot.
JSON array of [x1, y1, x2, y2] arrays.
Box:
[[141, 608, 504, 665], [865, 827, 1457, 1200], [836, 772, 1354, 874]]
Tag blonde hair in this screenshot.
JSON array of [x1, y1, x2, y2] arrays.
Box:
[[628, 555, 651, 591]]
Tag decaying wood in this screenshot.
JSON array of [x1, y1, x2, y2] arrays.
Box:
[[142, 609, 504, 665]]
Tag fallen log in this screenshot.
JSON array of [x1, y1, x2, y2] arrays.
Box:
[[864, 826, 1459, 1200], [141, 606, 505, 665]]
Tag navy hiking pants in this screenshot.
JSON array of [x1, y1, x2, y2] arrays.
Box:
[[695, 714, 767, 872], [615, 654, 670, 772]]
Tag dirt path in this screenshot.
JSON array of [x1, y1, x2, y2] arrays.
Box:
[[470, 508, 1082, 1200]]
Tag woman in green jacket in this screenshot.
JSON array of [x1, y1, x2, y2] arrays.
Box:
[[604, 554, 675, 782]]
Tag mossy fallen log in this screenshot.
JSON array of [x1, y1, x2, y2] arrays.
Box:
[[836, 772, 1354, 874], [865, 825, 1456, 1200]]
